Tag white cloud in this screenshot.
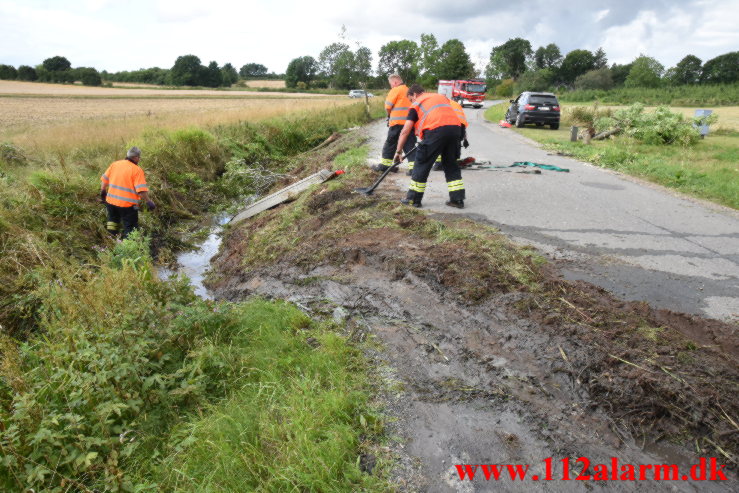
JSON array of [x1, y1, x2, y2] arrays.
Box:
[[0, 0, 737, 73]]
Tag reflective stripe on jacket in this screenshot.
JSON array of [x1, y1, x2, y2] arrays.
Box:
[[101, 159, 148, 208], [411, 93, 460, 138], [449, 100, 468, 127], [384, 84, 412, 126]]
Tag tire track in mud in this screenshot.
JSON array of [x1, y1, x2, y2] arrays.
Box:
[[212, 255, 733, 492]]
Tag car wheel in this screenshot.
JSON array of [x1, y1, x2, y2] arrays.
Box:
[[475, 105, 483, 109], [515, 113, 525, 128], [550, 122, 560, 130]]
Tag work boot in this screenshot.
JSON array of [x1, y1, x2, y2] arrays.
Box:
[[400, 198, 421, 208], [445, 200, 464, 209], [371, 164, 398, 173]]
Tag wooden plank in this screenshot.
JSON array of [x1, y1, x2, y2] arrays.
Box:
[[230, 169, 336, 225]]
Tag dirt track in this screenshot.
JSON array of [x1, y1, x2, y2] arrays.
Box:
[[208, 129, 737, 490]]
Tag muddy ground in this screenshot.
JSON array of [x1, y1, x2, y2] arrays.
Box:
[[208, 131, 737, 491]]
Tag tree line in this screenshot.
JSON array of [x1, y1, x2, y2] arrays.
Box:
[[486, 38, 738, 96], [0, 56, 102, 86], [0, 56, 280, 88], [285, 33, 476, 90]]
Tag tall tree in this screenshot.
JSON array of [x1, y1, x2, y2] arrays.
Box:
[[221, 63, 239, 86], [610, 62, 633, 86], [354, 46, 373, 83], [318, 42, 350, 81], [593, 47, 608, 69], [170, 55, 204, 86], [203, 61, 223, 87], [625, 55, 664, 88], [559, 49, 595, 84], [700, 51, 739, 84], [487, 38, 532, 79], [285, 56, 317, 88], [534, 43, 562, 70], [333, 50, 356, 89], [435, 39, 475, 80], [42, 56, 71, 72], [667, 55, 702, 85], [377, 40, 419, 83], [419, 33, 440, 76], [239, 63, 268, 78]]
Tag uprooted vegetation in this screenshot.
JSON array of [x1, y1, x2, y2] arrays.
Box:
[[210, 137, 738, 470]]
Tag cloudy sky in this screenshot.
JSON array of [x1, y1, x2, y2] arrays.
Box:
[[1, 0, 737, 74]]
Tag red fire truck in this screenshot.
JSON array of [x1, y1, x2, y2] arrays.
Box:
[[438, 79, 487, 108]]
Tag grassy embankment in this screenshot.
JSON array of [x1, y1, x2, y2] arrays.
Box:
[[0, 98, 390, 491], [484, 103, 739, 209]]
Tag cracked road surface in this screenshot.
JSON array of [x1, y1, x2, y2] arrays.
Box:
[[370, 102, 739, 322]]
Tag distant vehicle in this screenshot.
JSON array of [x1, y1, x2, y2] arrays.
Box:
[[349, 90, 374, 98], [505, 92, 560, 129], [437, 79, 486, 108]]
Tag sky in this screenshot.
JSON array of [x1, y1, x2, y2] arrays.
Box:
[[1, 0, 737, 74]]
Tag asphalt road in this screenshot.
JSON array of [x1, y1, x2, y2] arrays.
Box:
[[369, 102, 739, 322]]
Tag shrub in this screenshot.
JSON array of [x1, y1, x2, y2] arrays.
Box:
[[495, 78, 514, 97], [595, 103, 702, 146], [0, 64, 17, 80], [574, 68, 614, 90]]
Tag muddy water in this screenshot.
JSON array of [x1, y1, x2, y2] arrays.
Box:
[[157, 215, 230, 299]]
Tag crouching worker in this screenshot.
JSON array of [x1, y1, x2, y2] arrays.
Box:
[[394, 84, 465, 209], [99, 146, 155, 239]]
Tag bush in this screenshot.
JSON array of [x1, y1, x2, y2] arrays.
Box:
[[574, 68, 614, 90], [0, 64, 17, 80], [495, 78, 515, 97], [17, 65, 37, 81], [595, 103, 702, 146]]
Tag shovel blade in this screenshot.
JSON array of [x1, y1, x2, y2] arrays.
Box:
[[353, 187, 374, 195]]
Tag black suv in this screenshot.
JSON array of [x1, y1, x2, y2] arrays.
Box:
[[505, 92, 560, 129]]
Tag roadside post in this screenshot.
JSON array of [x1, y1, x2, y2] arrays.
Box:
[[570, 126, 579, 142]]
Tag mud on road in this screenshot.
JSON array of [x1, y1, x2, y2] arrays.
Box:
[[208, 131, 737, 491]]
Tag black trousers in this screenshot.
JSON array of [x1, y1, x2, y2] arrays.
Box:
[[381, 124, 417, 167], [106, 203, 139, 239], [406, 125, 465, 204]]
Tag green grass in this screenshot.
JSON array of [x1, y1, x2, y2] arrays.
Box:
[[150, 300, 385, 492], [484, 103, 739, 209], [557, 83, 739, 106]]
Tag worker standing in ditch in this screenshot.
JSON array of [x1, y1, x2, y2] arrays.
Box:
[[373, 73, 416, 175], [99, 146, 155, 239], [394, 84, 465, 209]]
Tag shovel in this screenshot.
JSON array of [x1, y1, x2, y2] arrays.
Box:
[[354, 145, 418, 196]]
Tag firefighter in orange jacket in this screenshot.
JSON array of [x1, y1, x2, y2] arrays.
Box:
[[433, 98, 470, 171], [394, 84, 465, 209], [373, 73, 417, 174], [99, 146, 155, 239]]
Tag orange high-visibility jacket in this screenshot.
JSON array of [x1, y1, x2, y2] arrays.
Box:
[[410, 93, 460, 138], [384, 84, 412, 126], [101, 159, 149, 208], [449, 100, 468, 127]]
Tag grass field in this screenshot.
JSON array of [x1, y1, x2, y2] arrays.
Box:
[[485, 102, 739, 209], [0, 87, 356, 154], [0, 80, 323, 98], [244, 79, 286, 88]]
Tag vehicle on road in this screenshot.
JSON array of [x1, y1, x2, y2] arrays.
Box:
[[505, 92, 560, 129], [349, 89, 374, 98], [438, 79, 486, 108]]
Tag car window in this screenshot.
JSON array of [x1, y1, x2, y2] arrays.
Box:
[[529, 95, 558, 104]]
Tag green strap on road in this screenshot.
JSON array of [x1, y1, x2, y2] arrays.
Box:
[[511, 161, 569, 172]]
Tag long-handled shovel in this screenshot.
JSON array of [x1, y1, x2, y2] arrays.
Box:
[[354, 145, 418, 196]]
